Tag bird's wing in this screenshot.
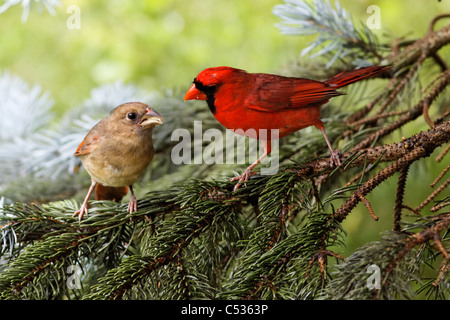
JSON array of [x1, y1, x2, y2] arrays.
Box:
[[246, 75, 342, 112], [74, 133, 99, 156]]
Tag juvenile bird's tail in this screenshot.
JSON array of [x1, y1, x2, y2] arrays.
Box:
[[325, 65, 390, 88], [95, 184, 129, 202]]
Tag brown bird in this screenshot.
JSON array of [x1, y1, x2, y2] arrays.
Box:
[[73, 102, 163, 221]]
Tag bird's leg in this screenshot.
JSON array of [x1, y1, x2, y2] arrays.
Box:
[[73, 179, 97, 221], [316, 123, 341, 167], [127, 185, 138, 213], [232, 140, 271, 191]]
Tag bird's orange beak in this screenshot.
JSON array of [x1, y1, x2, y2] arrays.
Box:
[[184, 84, 207, 101]]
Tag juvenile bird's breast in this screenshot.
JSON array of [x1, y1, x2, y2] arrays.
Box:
[[80, 131, 154, 187]]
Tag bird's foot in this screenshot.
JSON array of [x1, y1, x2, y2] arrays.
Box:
[[329, 149, 342, 167], [73, 203, 89, 222], [231, 170, 258, 191], [127, 194, 138, 214]]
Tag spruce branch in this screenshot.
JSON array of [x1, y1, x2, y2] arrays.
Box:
[[331, 120, 449, 222], [323, 212, 450, 300], [415, 177, 450, 213], [0, 232, 84, 299], [273, 0, 383, 67], [322, 232, 418, 300], [393, 165, 410, 231], [347, 22, 450, 125], [283, 119, 449, 183], [1, 3, 449, 301], [0, 193, 176, 299], [84, 181, 241, 299], [348, 68, 450, 152], [387, 22, 450, 72]]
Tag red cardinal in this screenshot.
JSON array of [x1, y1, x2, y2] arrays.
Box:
[[184, 65, 389, 190], [73, 102, 163, 221]]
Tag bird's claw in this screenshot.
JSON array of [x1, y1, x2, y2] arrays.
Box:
[[231, 170, 257, 191], [127, 195, 138, 214], [329, 149, 342, 167], [73, 204, 88, 222]]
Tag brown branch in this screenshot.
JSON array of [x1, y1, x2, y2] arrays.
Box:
[[381, 57, 424, 116], [431, 201, 450, 213], [306, 249, 344, 278], [267, 202, 288, 250], [346, 76, 397, 124], [356, 192, 379, 221], [436, 143, 450, 162], [423, 99, 434, 129], [434, 108, 450, 127], [385, 213, 450, 276], [431, 163, 450, 187], [433, 260, 450, 287], [295, 119, 449, 181], [349, 69, 450, 152], [329, 120, 450, 223], [374, 213, 450, 298], [347, 21, 450, 126], [394, 165, 410, 231], [387, 24, 450, 70], [433, 232, 449, 260], [415, 177, 450, 212], [428, 14, 450, 33], [349, 110, 409, 127]]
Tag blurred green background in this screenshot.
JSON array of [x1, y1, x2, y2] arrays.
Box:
[[1, 0, 448, 116], [1, 0, 449, 257]]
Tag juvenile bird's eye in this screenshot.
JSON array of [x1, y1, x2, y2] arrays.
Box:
[[127, 112, 137, 120]]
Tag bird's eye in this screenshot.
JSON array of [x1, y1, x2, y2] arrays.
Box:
[[127, 112, 137, 120]]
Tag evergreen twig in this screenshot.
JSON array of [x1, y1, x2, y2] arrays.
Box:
[[1, 2, 449, 300]]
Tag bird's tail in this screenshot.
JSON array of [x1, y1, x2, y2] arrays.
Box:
[[325, 65, 390, 88], [95, 184, 129, 202]]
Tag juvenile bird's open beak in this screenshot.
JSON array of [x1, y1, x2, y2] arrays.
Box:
[[140, 108, 163, 129], [184, 84, 207, 101]]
